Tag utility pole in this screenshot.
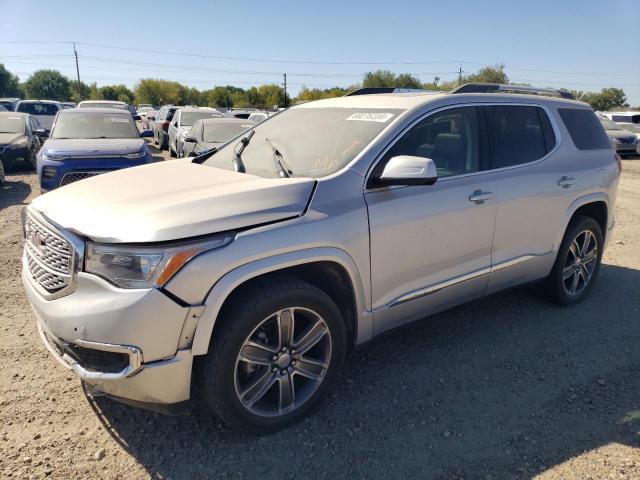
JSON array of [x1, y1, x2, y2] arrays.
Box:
[[458, 63, 463, 86], [282, 73, 287, 108], [73, 42, 83, 100]]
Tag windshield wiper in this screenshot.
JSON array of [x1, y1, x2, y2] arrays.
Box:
[[232, 130, 255, 173], [265, 137, 292, 178]]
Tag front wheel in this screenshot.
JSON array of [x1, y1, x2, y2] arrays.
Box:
[[541, 216, 603, 306], [197, 276, 347, 432]]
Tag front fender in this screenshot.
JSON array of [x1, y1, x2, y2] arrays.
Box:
[[188, 247, 371, 356]]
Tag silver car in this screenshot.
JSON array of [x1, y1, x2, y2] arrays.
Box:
[[167, 107, 222, 158], [22, 84, 620, 432]]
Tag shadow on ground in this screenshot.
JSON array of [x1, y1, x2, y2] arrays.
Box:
[[0, 167, 33, 212], [86, 263, 640, 479]]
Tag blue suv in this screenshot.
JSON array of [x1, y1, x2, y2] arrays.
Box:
[[37, 108, 153, 192]]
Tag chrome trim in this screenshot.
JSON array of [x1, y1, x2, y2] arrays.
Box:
[[386, 255, 537, 308], [364, 101, 563, 191], [387, 267, 491, 307], [37, 321, 142, 380], [23, 209, 85, 300]]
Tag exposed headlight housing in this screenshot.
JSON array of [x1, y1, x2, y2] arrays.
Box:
[[41, 152, 66, 161], [123, 150, 147, 159], [85, 234, 234, 288]]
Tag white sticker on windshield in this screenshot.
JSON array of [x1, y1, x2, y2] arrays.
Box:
[[110, 118, 130, 123], [346, 112, 394, 123]]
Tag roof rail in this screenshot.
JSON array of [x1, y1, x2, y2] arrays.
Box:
[[450, 83, 575, 100], [345, 87, 430, 96]]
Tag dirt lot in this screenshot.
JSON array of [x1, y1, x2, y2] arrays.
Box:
[[1, 150, 639, 480]]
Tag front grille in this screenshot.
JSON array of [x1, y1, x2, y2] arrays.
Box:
[[24, 214, 74, 294], [60, 170, 111, 187]]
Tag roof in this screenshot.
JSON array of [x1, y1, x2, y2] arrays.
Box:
[[177, 107, 220, 113], [58, 107, 134, 114], [198, 117, 256, 125], [78, 100, 127, 105], [294, 90, 586, 111], [16, 99, 62, 104]]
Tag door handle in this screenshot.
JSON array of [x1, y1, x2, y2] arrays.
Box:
[[468, 190, 493, 204], [557, 176, 576, 188]]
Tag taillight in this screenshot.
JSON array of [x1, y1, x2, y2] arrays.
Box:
[[161, 121, 170, 132], [615, 153, 622, 173]]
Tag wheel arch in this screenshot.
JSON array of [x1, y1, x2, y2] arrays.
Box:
[[554, 194, 610, 253], [190, 247, 372, 356]]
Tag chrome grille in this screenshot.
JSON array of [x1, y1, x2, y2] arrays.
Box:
[[24, 214, 74, 294]]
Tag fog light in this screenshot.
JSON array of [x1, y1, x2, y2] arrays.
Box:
[[42, 167, 57, 178]]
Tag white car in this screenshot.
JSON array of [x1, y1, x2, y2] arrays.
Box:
[[167, 107, 222, 157], [600, 111, 640, 125]]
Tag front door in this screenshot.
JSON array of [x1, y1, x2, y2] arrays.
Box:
[[365, 106, 497, 333]]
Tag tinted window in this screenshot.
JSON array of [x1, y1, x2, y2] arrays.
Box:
[[0, 101, 15, 111], [381, 106, 482, 178], [166, 108, 177, 121], [17, 103, 59, 116], [486, 106, 553, 168], [51, 112, 139, 139], [559, 108, 611, 150], [611, 114, 640, 124]]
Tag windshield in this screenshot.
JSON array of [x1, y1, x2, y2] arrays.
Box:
[[180, 111, 222, 126], [0, 116, 25, 134], [202, 107, 403, 178], [51, 112, 139, 139], [17, 102, 59, 116], [79, 102, 127, 110], [598, 116, 622, 130], [203, 122, 253, 143]]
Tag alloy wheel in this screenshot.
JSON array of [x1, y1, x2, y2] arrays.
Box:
[[234, 307, 332, 417], [562, 230, 598, 296]]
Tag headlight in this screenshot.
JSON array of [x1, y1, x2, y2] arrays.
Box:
[[41, 152, 66, 160], [85, 234, 234, 288], [123, 150, 147, 159]]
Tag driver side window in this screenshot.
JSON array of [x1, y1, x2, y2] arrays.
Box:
[[381, 106, 483, 179]]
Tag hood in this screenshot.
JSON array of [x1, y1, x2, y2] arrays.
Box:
[[30, 159, 316, 243], [43, 138, 146, 157], [0, 132, 23, 145]]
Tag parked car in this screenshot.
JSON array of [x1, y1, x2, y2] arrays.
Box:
[[167, 107, 222, 157], [0, 98, 21, 111], [15, 100, 63, 130], [153, 105, 178, 150], [36, 108, 153, 192], [141, 109, 157, 130], [178, 118, 255, 157], [247, 111, 270, 123], [137, 107, 154, 118], [225, 109, 252, 119], [22, 84, 620, 432], [137, 103, 153, 111], [62, 102, 77, 109], [77, 100, 128, 110], [597, 114, 638, 156], [617, 122, 640, 140], [0, 112, 47, 169], [600, 111, 640, 125]]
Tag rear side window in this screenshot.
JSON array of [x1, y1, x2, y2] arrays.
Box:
[[559, 108, 611, 150], [486, 105, 555, 169]]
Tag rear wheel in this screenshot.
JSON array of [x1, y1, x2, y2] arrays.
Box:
[[197, 276, 347, 432], [541, 216, 603, 306]]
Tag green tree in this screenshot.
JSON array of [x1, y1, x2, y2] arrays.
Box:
[[206, 86, 235, 108], [295, 86, 352, 103], [0, 64, 22, 97], [582, 88, 627, 111], [68, 80, 90, 102], [23, 69, 70, 101], [464, 64, 508, 84], [134, 79, 183, 106], [394, 73, 422, 89], [258, 84, 287, 108], [362, 70, 397, 88]]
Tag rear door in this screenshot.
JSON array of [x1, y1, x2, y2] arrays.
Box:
[[483, 104, 568, 293], [365, 105, 497, 333]]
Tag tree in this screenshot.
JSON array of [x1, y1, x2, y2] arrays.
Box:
[[68, 80, 90, 103], [363, 70, 397, 88], [394, 73, 422, 89], [464, 64, 508, 84], [0, 64, 22, 97], [295, 86, 352, 103], [134, 79, 183, 106], [207, 86, 235, 108], [582, 88, 627, 111], [22, 69, 70, 101]]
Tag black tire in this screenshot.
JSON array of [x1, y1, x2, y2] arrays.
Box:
[[196, 276, 347, 433], [169, 143, 177, 158], [541, 216, 603, 306], [26, 149, 36, 170]]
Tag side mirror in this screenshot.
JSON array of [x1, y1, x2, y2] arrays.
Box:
[[379, 155, 438, 186], [140, 129, 154, 138], [36, 128, 49, 138], [184, 135, 197, 143]]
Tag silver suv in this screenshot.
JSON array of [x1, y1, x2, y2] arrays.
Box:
[[22, 83, 620, 432]]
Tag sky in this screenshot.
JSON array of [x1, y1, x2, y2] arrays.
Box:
[[1, 0, 639, 105]]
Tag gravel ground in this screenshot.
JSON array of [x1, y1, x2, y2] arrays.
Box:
[[1, 151, 639, 480]]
